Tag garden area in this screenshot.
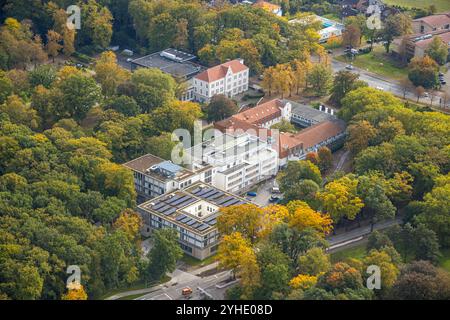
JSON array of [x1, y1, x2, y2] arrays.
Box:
[[383, 0, 450, 13], [336, 46, 409, 81]]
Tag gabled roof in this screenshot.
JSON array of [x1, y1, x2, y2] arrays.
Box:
[[195, 59, 248, 83], [414, 13, 450, 28], [233, 99, 285, 125]]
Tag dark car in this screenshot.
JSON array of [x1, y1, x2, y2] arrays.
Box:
[[269, 195, 280, 203], [247, 191, 257, 197], [441, 81, 447, 85]]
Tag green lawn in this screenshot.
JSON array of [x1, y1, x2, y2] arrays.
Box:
[[336, 46, 409, 81], [330, 243, 367, 263], [439, 249, 450, 273], [383, 0, 450, 13], [181, 253, 217, 267]]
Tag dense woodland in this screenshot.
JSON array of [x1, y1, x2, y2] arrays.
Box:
[[0, 0, 449, 300]]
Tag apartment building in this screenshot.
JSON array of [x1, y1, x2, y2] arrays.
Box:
[[392, 29, 450, 61], [185, 132, 279, 194], [413, 12, 450, 34], [193, 59, 249, 103], [137, 182, 249, 259], [123, 154, 213, 203]]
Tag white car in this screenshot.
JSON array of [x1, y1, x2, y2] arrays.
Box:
[[126, 58, 133, 62], [376, 86, 384, 91], [345, 64, 354, 70]]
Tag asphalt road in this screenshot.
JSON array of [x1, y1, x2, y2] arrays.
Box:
[[331, 58, 450, 107], [136, 270, 232, 300]]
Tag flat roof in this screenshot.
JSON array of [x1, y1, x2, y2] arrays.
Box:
[[131, 49, 204, 79], [138, 182, 250, 235], [288, 100, 336, 123], [123, 154, 197, 182]]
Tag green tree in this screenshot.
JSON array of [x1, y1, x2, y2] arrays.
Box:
[[146, 228, 183, 281], [205, 94, 238, 122], [426, 36, 449, 65], [55, 73, 102, 121], [307, 64, 333, 97]]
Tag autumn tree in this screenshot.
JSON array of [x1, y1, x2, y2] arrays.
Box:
[[217, 204, 263, 243], [317, 175, 364, 224], [205, 95, 238, 122], [94, 51, 130, 96], [342, 24, 361, 48], [45, 30, 62, 62], [426, 36, 449, 65], [317, 147, 333, 173], [61, 286, 88, 300], [408, 56, 439, 89]]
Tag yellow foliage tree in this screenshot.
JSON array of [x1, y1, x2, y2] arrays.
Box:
[[94, 51, 130, 96], [259, 205, 290, 238], [61, 285, 88, 300], [317, 176, 364, 223], [217, 232, 254, 279], [113, 209, 143, 243], [289, 274, 317, 290], [287, 201, 333, 236], [217, 204, 263, 243]]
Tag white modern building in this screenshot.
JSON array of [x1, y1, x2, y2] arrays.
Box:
[[185, 132, 279, 193], [193, 59, 249, 103], [123, 154, 213, 203]]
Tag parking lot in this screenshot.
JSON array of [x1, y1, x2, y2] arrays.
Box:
[[244, 178, 282, 207]]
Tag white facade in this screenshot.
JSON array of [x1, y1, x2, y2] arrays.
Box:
[[186, 132, 278, 194], [193, 60, 249, 103]]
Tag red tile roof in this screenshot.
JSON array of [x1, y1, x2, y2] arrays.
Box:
[[233, 99, 285, 125], [415, 31, 450, 49], [414, 13, 450, 28], [195, 59, 248, 83], [275, 120, 346, 159]]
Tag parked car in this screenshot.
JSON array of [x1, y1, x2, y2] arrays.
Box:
[[441, 81, 447, 85], [327, 50, 333, 54], [247, 191, 257, 197], [126, 58, 133, 62], [271, 187, 281, 194], [269, 195, 280, 203], [376, 86, 384, 91], [345, 64, 354, 70]]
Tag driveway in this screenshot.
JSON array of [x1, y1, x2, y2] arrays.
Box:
[[246, 178, 280, 207]]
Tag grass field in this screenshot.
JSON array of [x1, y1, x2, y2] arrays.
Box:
[[439, 249, 450, 273], [383, 0, 450, 13], [330, 243, 368, 263], [336, 46, 409, 81], [181, 253, 217, 267]]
